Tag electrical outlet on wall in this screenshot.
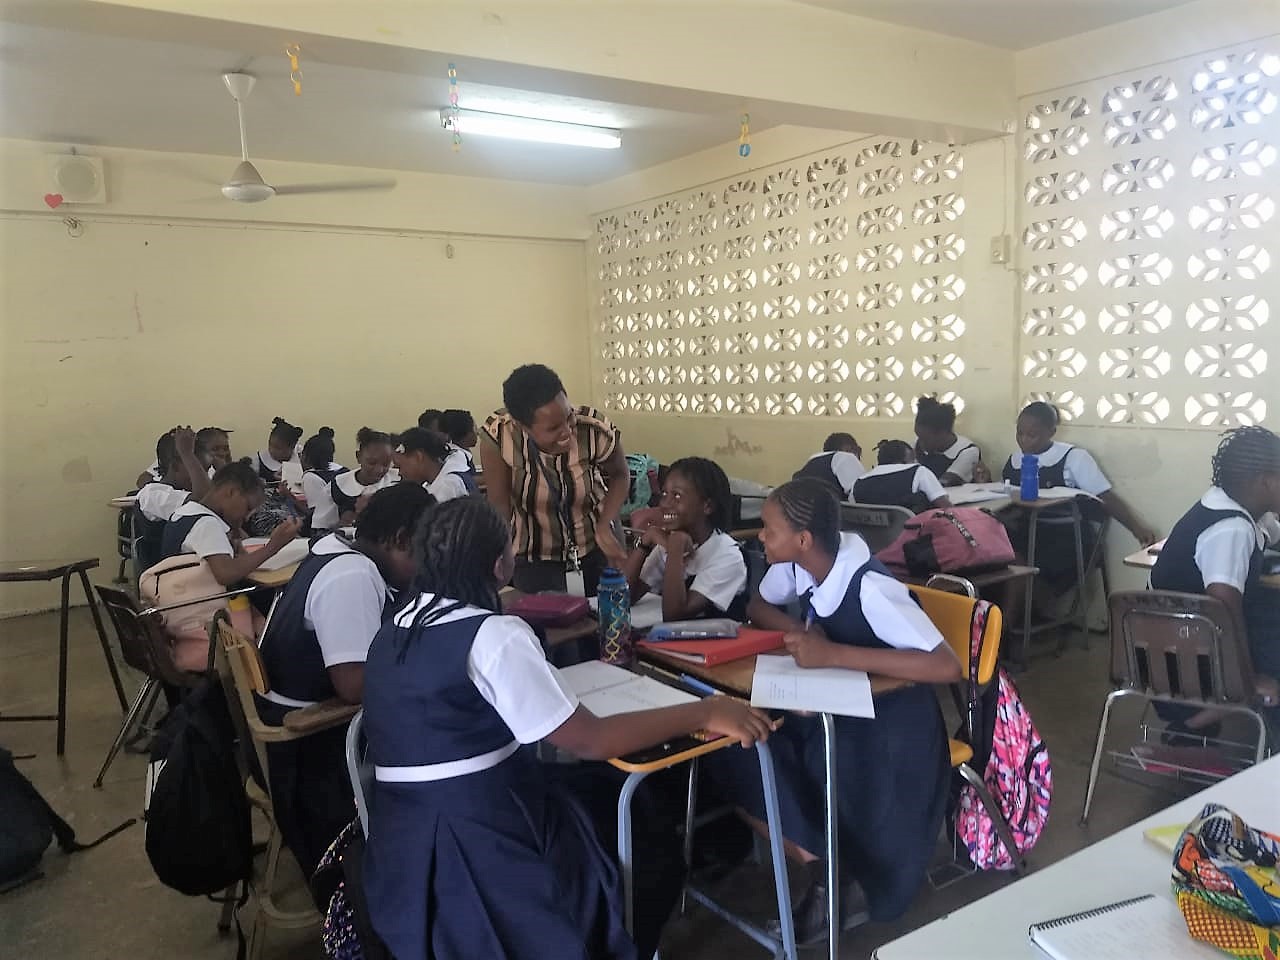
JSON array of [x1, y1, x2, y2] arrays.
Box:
[[989, 234, 1011, 264]]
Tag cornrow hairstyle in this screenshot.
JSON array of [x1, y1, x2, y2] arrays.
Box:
[[823, 432, 858, 453], [301, 427, 336, 470], [418, 408, 443, 432], [502, 364, 565, 426], [356, 483, 435, 546], [269, 417, 304, 446], [155, 431, 178, 474], [768, 479, 841, 557], [1019, 401, 1059, 430], [399, 498, 511, 658], [393, 427, 449, 461], [439, 409, 476, 444], [875, 439, 914, 465], [667, 456, 733, 532], [914, 396, 956, 432], [356, 427, 391, 451], [1211, 426, 1280, 493], [211, 460, 264, 493]]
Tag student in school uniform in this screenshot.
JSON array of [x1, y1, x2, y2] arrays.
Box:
[[162, 461, 302, 586], [1000, 401, 1157, 588], [251, 417, 305, 482], [135, 427, 214, 570], [1150, 427, 1280, 733], [255, 483, 434, 884], [852, 440, 952, 514], [622, 457, 748, 621], [330, 428, 396, 526], [704, 479, 958, 943], [440, 408, 481, 490], [298, 427, 349, 533], [793, 432, 865, 501], [391, 427, 472, 503], [196, 426, 234, 471], [360, 497, 774, 960], [913, 396, 980, 486]]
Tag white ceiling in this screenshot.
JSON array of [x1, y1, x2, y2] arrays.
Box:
[[0, 20, 787, 186], [795, 0, 1194, 50]]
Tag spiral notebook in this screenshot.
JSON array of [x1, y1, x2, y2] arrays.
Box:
[[1028, 894, 1220, 959]]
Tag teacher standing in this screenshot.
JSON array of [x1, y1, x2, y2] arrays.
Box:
[[481, 364, 630, 594]]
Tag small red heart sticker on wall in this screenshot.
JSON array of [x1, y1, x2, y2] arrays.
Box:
[[44, 193, 65, 208]]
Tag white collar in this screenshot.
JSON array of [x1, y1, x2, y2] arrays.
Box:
[[864, 463, 917, 477], [1201, 486, 1256, 520], [943, 435, 972, 456], [794, 532, 872, 618], [335, 470, 381, 496], [393, 593, 490, 628], [257, 449, 283, 471]]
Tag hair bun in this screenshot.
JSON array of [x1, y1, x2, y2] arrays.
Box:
[[319, 426, 335, 439], [272, 416, 286, 426]]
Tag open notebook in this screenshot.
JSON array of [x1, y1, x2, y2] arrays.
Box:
[[1028, 894, 1221, 960], [558, 660, 699, 717]]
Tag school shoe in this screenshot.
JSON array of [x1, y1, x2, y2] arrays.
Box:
[[768, 876, 870, 946]]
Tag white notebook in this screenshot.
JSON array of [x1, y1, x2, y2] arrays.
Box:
[[558, 660, 698, 718], [1028, 894, 1221, 960], [748, 654, 875, 718]]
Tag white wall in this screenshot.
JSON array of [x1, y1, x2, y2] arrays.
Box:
[[0, 138, 589, 614]]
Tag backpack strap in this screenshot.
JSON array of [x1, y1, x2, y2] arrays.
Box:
[[965, 599, 991, 741]]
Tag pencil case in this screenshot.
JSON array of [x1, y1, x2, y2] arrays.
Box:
[[647, 619, 740, 641]]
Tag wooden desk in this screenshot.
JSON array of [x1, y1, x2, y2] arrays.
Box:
[[641, 648, 909, 700], [247, 562, 299, 589], [108, 496, 137, 510], [0, 558, 128, 754], [1125, 537, 1280, 589]]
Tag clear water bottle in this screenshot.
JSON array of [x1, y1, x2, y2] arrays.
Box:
[[1020, 453, 1041, 501], [596, 567, 633, 665]]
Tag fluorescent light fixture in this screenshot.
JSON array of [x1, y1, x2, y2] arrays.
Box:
[[439, 108, 622, 149]]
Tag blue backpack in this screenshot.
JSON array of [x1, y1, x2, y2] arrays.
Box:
[[623, 454, 660, 518]]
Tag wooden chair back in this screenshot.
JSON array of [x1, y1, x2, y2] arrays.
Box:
[[1109, 589, 1256, 704], [95, 583, 198, 688], [839, 502, 914, 552], [212, 612, 275, 790]]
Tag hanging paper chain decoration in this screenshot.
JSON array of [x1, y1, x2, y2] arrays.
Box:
[[286, 44, 302, 96], [448, 63, 461, 150], [739, 113, 751, 158]]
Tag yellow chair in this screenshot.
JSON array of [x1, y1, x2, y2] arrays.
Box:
[[211, 612, 359, 960], [910, 578, 1027, 882]]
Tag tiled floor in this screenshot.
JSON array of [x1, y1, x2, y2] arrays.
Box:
[[1, 600, 1213, 959]]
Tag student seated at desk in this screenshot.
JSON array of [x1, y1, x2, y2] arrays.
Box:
[[196, 426, 234, 471], [1000, 402, 1158, 588], [793, 431, 864, 501], [251, 417, 304, 483], [299, 427, 348, 533], [1151, 427, 1280, 732], [361, 496, 773, 960], [136, 428, 214, 568], [392, 427, 471, 502], [255, 483, 433, 885], [914, 396, 980, 486], [331, 428, 395, 526], [440, 408, 481, 491], [705, 479, 958, 943], [622, 456, 747, 621], [162, 461, 302, 586], [852, 440, 951, 513]]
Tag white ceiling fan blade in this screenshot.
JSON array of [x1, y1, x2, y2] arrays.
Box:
[[271, 179, 398, 196]]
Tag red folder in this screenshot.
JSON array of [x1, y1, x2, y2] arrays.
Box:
[[637, 627, 785, 666]]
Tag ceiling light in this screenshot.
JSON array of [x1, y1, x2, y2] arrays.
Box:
[[439, 108, 621, 149]]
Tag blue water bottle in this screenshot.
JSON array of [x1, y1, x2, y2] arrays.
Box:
[[596, 567, 633, 665], [1020, 453, 1041, 501]]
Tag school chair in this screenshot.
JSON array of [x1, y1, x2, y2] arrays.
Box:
[[838, 502, 913, 553], [212, 613, 359, 960], [1080, 590, 1272, 824], [114, 505, 136, 585], [911, 577, 1026, 885]]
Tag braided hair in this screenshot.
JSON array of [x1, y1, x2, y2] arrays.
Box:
[[400, 498, 511, 656], [355, 483, 434, 545], [768, 478, 841, 556], [667, 456, 733, 532], [269, 417, 304, 447], [1211, 426, 1280, 494], [875, 439, 914, 465]]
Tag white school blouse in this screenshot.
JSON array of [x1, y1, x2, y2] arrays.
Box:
[[136, 482, 190, 523], [1189, 487, 1276, 593], [856, 463, 948, 505], [640, 530, 747, 613], [1007, 441, 1111, 496], [934, 435, 981, 482], [303, 463, 348, 530], [426, 472, 469, 503], [802, 450, 866, 499], [168, 501, 234, 558]]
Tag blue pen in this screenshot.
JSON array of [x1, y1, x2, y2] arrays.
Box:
[[678, 673, 720, 697]]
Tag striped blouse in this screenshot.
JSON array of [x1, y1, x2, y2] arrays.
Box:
[[481, 406, 620, 564]]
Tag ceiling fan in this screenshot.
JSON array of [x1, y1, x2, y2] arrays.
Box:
[[218, 72, 395, 202]]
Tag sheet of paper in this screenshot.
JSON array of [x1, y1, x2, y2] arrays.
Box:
[[949, 483, 1013, 506], [577, 676, 699, 717], [1030, 894, 1221, 960], [587, 593, 665, 629], [749, 654, 875, 718], [558, 660, 637, 698], [1036, 486, 1091, 500]]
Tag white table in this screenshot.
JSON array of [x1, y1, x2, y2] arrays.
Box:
[[874, 753, 1280, 959]]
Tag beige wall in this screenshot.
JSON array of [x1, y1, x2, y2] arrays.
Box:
[[0, 138, 588, 615]]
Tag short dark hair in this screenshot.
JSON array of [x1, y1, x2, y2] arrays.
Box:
[[269, 417, 304, 446], [394, 427, 450, 461], [1212, 426, 1280, 494], [301, 427, 336, 470], [768, 479, 842, 556], [195, 426, 231, 453], [155, 431, 177, 474], [1019, 401, 1059, 430], [914, 396, 956, 432], [666, 456, 733, 531], [875, 439, 914, 465], [439, 409, 475, 444], [418, 408, 443, 432], [502, 364, 566, 426], [356, 483, 435, 545], [823, 432, 858, 453], [355, 427, 391, 451], [211, 460, 263, 493]]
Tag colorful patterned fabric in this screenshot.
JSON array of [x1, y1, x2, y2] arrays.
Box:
[[1172, 803, 1280, 959]]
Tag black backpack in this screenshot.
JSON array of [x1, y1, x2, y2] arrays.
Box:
[[144, 680, 253, 896], [0, 746, 134, 892]]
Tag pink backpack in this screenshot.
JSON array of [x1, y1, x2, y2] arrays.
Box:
[[955, 602, 1052, 870], [876, 507, 1015, 577]]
